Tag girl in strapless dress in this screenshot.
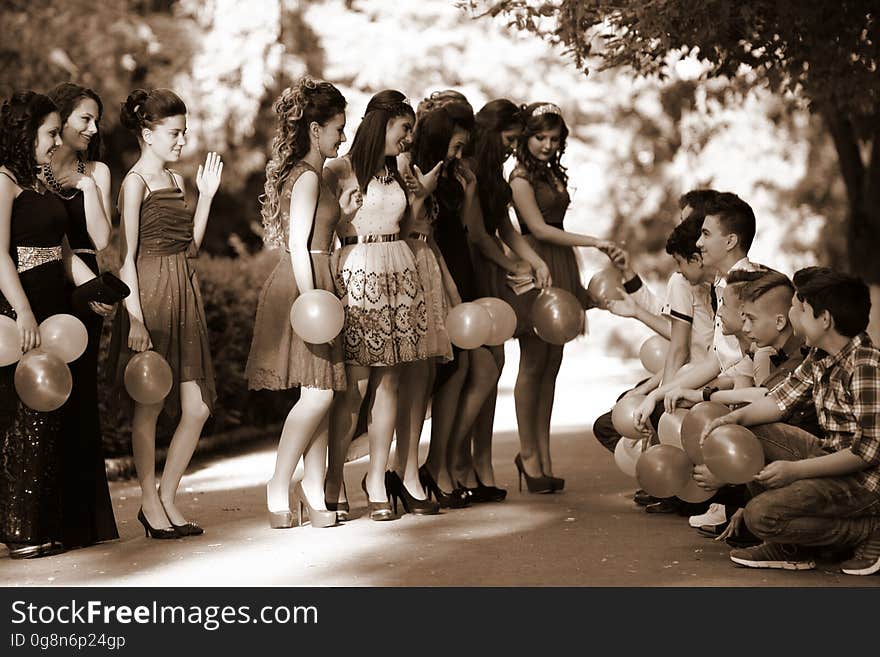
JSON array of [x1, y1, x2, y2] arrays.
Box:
[[323, 90, 430, 521], [245, 77, 347, 529], [109, 88, 222, 538]]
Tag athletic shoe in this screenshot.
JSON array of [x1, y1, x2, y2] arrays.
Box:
[[688, 503, 726, 528], [840, 531, 880, 576], [729, 542, 816, 571]]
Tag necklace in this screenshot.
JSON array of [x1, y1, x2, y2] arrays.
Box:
[[373, 165, 394, 185], [42, 157, 86, 200]]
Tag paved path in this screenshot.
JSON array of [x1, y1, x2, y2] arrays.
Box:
[[2, 339, 877, 587]]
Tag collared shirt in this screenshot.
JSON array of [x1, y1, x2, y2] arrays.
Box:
[[660, 272, 714, 362], [712, 257, 762, 371], [623, 274, 663, 315], [768, 332, 880, 493]]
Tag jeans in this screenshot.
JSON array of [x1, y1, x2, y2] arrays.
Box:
[[743, 422, 880, 548]]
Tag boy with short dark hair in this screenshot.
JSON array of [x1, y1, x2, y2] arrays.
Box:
[[702, 267, 880, 575]]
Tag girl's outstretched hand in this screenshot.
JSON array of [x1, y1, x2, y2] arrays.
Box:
[[196, 152, 223, 198]]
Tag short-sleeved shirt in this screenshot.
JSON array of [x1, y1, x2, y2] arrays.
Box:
[[768, 332, 880, 494], [660, 273, 714, 362], [712, 257, 763, 371]]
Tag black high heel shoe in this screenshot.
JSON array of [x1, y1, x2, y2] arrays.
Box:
[[470, 472, 507, 503], [137, 508, 180, 539], [361, 475, 395, 521], [513, 454, 555, 494], [418, 465, 469, 509], [544, 474, 565, 492], [292, 482, 337, 528], [159, 494, 204, 536], [386, 471, 440, 515], [325, 482, 350, 522]]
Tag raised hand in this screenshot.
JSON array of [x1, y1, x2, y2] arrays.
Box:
[[412, 160, 444, 198], [339, 185, 364, 215], [51, 167, 92, 193], [454, 162, 477, 196], [606, 296, 637, 318], [196, 151, 223, 198]]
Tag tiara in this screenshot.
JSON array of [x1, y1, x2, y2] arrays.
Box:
[[532, 103, 562, 118]]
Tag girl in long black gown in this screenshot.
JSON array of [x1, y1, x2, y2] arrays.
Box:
[[0, 92, 99, 559], [45, 83, 118, 549]]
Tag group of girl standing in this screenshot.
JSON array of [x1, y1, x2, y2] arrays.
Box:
[[246, 76, 622, 528]]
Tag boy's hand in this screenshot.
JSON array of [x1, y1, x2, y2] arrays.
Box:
[[753, 461, 801, 489], [664, 387, 700, 413], [716, 508, 745, 542], [700, 413, 738, 446], [692, 464, 722, 491], [633, 395, 657, 434]]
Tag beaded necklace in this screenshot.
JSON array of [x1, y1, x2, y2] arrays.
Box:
[[373, 165, 395, 185], [42, 156, 86, 200]]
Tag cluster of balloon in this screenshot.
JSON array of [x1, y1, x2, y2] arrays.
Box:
[[657, 408, 688, 449], [639, 335, 670, 373], [124, 351, 174, 404], [529, 287, 584, 345], [680, 401, 729, 464], [636, 444, 693, 498], [702, 424, 765, 484], [447, 302, 493, 349], [614, 437, 645, 477], [39, 314, 88, 363], [475, 297, 517, 346], [611, 394, 646, 440], [587, 266, 625, 309], [289, 290, 345, 345]]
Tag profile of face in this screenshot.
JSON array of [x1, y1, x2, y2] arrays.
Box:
[[62, 97, 100, 153], [788, 294, 826, 346], [719, 285, 745, 336], [35, 112, 63, 165], [696, 214, 734, 270], [314, 112, 346, 159], [385, 114, 414, 157], [500, 125, 522, 158], [143, 114, 187, 162], [673, 253, 705, 285], [445, 126, 469, 163], [526, 126, 561, 162], [742, 296, 788, 348]]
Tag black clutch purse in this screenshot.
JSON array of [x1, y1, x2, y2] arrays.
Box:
[[71, 272, 131, 315]]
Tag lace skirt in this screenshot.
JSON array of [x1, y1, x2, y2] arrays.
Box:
[[406, 238, 453, 362]]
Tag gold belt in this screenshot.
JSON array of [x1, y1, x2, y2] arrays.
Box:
[[17, 246, 62, 274], [284, 248, 333, 255], [409, 232, 429, 242], [339, 232, 400, 246]]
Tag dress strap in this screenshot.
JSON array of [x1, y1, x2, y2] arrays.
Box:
[[0, 170, 18, 185], [126, 171, 152, 192]]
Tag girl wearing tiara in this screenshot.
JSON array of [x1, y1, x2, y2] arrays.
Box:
[[509, 102, 622, 493], [109, 88, 222, 538], [246, 77, 347, 529]]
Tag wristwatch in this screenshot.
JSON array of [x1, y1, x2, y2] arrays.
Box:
[[702, 386, 719, 402]]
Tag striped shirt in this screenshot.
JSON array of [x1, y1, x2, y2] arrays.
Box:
[[768, 332, 880, 494]]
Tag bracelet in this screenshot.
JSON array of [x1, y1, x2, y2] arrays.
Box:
[[702, 386, 719, 402]]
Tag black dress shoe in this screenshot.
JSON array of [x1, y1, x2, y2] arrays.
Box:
[[645, 498, 681, 514], [633, 489, 659, 506]]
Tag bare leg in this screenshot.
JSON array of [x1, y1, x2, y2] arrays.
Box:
[[424, 350, 469, 491], [395, 359, 432, 498], [300, 412, 330, 510], [325, 365, 370, 505], [159, 380, 211, 526], [266, 386, 333, 512], [364, 366, 400, 501], [131, 400, 167, 528], [514, 335, 549, 477], [535, 344, 564, 476], [470, 345, 505, 487], [448, 347, 501, 486]]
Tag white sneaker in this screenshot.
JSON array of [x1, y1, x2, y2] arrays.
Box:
[[688, 503, 726, 528]]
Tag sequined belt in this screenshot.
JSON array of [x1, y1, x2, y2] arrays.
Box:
[[16, 246, 62, 274], [339, 232, 400, 246], [409, 232, 429, 242]]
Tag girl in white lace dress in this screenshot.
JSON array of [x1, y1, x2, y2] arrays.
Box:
[[324, 90, 430, 521]]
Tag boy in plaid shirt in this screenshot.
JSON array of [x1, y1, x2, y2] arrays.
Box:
[[701, 267, 880, 575]]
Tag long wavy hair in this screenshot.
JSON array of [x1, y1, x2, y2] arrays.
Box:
[[47, 82, 104, 162], [259, 77, 346, 248], [516, 102, 569, 188], [119, 88, 187, 138], [347, 89, 412, 192], [466, 99, 523, 232], [0, 91, 58, 189]]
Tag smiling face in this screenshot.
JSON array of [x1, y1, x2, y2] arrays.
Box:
[[445, 126, 469, 163], [144, 114, 187, 161], [527, 126, 562, 162], [35, 112, 63, 165], [500, 125, 522, 158], [385, 114, 414, 157], [719, 285, 745, 336], [673, 253, 706, 285], [62, 97, 100, 154], [696, 214, 733, 270], [789, 294, 827, 346], [315, 112, 346, 158]]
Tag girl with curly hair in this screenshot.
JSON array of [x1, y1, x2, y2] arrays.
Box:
[[108, 88, 222, 538], [509, 102, 622, 493], [323, 90, 430, 521], [245, 77, 347, 528], [44, 83, 118, 549], [0, 91, 99, 559]]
